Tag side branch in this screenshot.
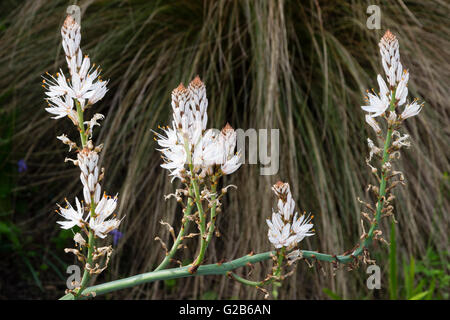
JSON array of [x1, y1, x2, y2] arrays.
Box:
[[60, 249, 358, 299]]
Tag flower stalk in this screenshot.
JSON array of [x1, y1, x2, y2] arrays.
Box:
[[76, 100, 87, 148], [154, 189, 194, 271], [352, 89, 396, 258], [43, 14, 123, 299]]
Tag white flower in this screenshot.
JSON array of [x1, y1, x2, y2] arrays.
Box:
[[95, 194, 118, 220], [89, 194, 122, 239], [56, 197, 86, 229], [400, 100, 423, 120], [266, 212, 295, 249], [221, 152, 241, 175], [43, 15, 108, 114], [277, 194, 295, 221], [194, 125, 242, 175], [156, 124, 188, 181], [43, 71, 73, 97], [193, 129, 221, 169], [86, 78, 108, 105], [361, 75, 390, 117], [291, 212, 314, 243], [266, 182, 314, 250], [44, 94, 79, 125], [364, 31, 423, 126], [69, 68, 108, 107], [395, 70, 409, 106], [219, 124, 242, 175], [90, 217, 122, 239]]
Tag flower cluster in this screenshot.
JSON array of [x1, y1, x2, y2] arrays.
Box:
[[154, 76, 242, 272], [355, 30, 424, 262], [362, 30, 422, 128], [361, 30, 423, 170], [156, 77, 241, 181], [43, 15, 108, 118], [43, 15, 122, 293], [266, 182, 314, 254]]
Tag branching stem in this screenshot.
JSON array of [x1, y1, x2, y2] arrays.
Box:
[[154, 187, 194, 271]]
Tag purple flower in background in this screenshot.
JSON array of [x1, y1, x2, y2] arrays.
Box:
[[18, 159, 27, 173], [110, 229, 124, 246]]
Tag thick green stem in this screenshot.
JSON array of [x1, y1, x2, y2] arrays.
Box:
[[75, 100, 87, 148], [60, 248, 360, 300], [154, 188, 194, 271], [61, 252, 274, 299]]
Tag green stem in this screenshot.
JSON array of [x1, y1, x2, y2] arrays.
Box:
[[191, 177, 207, 268], [73, 98, 96, 298], [75, 230, 94, 298], [75, 100, 87, 148], [60, 248, 362, 300], [75, 197, 97, 298], [154, 188, 194, 271], [352, 89, 396, 257], [61, 251, 273, 299], [272, 247, 285, 299], [229, 272, 265, 287], [183, 138, 207, 269]]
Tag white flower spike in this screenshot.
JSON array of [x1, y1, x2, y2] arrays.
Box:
[[362, 30, 423, 122], [156, 77, 242, 181], [266, 182, 314, 250], [43, 15, 108, 122]]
